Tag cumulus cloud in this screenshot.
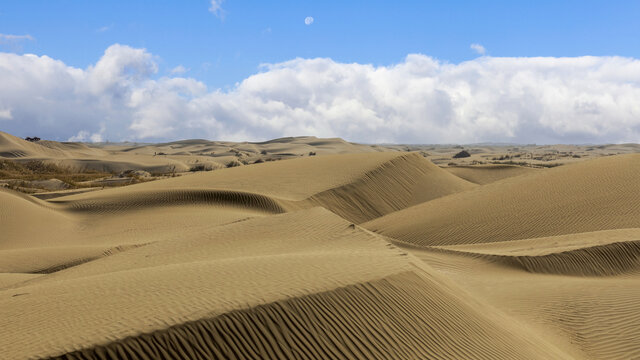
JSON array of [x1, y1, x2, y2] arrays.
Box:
[[68, 129, 104, 143], [209, 0, 225, 18], [1, 44, 640, 144], [470, 43, 486, 55], [305, 16, 314, 25], [170, 65, 188, 74]]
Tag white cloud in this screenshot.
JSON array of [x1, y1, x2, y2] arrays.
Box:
[[0, 34, 35, 53], [470, 43, 486, 55], [170, 65, 188, 74], [0, 108, 12, 120], [1, 45, 640, 144], [209, 0, 225, 18], [68, 125, 106, 143], [68, 130, 101, 142], [0, 34, 34, 42], [97, 25, 112, 33], [305, 16, 314, 25]]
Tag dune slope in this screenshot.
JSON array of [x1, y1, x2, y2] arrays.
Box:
[[47, 272, 571, 360], [410, 242, 640, 360], [2, 208, 571, 359], [51, 152, 475, 223], [0, 188, 76, 250], [365, 154, 640, 245], [444, 164, 540, 185], [433, 228, 640, 276]]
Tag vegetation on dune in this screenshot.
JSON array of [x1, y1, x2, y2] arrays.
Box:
[[189, 164, 214, 172], [226, 159, 242, 168], [0, 160, 108, 184], [453, 150, 471, 158], [0, 160, 158, 193]]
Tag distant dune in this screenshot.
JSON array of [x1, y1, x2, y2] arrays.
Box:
[[1, 131, 639, 359], [0, 131, 395, 175], [444, 164, 539, 184]]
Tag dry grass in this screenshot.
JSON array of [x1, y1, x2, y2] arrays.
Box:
[[0, 160, 159, 192], [0, 160, 109, 184]]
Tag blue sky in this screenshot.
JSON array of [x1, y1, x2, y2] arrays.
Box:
[[3, 0, 639, 89], [1, 1, 640, 143]]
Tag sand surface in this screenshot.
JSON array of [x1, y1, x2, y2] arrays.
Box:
[[1, 132, 639, 359]]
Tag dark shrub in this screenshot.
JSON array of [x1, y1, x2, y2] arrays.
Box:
[[453, 150, 471, 158], [189, 164, 208, 172]]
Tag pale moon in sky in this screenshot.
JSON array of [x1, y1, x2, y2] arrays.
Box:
[[305, 16, 314, 25]]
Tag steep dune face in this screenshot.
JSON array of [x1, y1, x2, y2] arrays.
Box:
[[306, 153, 476, 223], [52, 152, 475, 223], [0, 208, 571, 359], [364, 154, 640, 246], [57, 189, 288, 215], [435, 229, 640, 276]]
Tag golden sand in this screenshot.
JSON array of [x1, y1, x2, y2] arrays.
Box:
[[1, 132, 639, 359]]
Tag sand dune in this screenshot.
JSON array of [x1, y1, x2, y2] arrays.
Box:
[[2, 131, 640, 359], [0, 273, 44, 289], [0, 208, 571, 359], [0, 131, 400, 176], [47, 272, 571, 360], [0, 245, 141, 274], [365, 154, 640, 245], [0, 131, 87, 159], [410, 244, 640, 359], [0, 188, 77, 249], [444, 164, 540, 184], [432, 229, 640, 276], [50, 152, 475, 223]]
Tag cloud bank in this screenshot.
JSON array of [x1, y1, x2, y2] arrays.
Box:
[[1, 44, 640, 144]]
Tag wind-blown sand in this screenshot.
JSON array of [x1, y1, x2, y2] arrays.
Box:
[[1, 132, 639, 359]]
